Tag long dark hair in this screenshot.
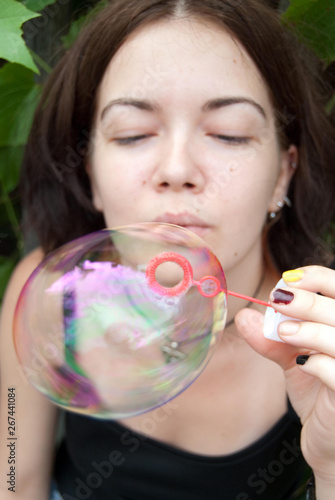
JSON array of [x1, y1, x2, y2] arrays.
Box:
[[21, 0, 335, 271]]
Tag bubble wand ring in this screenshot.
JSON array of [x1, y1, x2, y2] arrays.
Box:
[[146, 251, 194, 296], [146, 251, 273, 307]]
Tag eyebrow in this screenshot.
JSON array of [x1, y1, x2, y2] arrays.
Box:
[[100, 98, 159, 121], [100, 96, 267, 121], [202, 97, 266, 119]]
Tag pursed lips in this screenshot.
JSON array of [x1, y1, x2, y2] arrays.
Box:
[[154, 212, 211, 238]]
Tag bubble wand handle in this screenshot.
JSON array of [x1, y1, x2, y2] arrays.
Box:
[[226, 290, 273, 308]]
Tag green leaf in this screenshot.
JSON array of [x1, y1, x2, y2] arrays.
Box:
[[20, 0, 57, 12], [326, 92, 335, 114], [0, 256, 17, 303], [0, 0, 41, 72], [0, 146, 23, 194], [282, 0, 335, 65], [0, 63, 41, 147]]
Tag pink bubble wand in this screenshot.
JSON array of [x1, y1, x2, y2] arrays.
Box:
[[146, 251, 273, 308]]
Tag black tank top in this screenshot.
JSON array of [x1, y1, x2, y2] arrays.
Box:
[[54, 400, 309, 500]]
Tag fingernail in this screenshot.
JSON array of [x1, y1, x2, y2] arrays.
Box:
[[271, 288, 294, 304], [296, 355, 309, 365], [282, 269, 304, 283], [279, 321, 300, 335]]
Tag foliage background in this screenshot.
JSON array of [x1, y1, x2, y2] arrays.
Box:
[[0, 0, 334, 303]]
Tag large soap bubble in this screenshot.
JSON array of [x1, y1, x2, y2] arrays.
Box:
[[14, 223, 227, 418]]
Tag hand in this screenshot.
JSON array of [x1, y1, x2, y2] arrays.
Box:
[[235, 265, 335, 483]]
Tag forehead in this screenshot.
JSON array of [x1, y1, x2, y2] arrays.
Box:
[[96, 18, 273, 116]]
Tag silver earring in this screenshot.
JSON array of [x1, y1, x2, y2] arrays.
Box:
[[283, 195, 292, 207], [291, 162, 297, 169], [269, 211, 277, 219], [276, 196, 292, 210]]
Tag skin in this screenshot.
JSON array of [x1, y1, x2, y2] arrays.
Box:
[[88, 17, 296, 321], [237, 268, 335, 494], [0, 249, 59, 499], [87, 18, 335, 495], [84, 16, 296, 451], [1, 16, 335, 500]]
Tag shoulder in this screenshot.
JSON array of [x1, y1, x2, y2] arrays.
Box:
[[9, 246, 44, 284], [0, 247, 59, 495], [0, 247, 44, 341], [2, 247, 44, 306]]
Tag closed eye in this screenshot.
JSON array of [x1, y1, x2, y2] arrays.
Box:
[[114, 134, 152, 145], [213, 135, 251, 145]]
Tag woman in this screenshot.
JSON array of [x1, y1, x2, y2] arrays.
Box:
[[1, 1, 335, 498]]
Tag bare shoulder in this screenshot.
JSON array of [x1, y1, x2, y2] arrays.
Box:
[[2, 247, 44, 302], [0, 248, 58, 496], [0, 247, 45, 346]]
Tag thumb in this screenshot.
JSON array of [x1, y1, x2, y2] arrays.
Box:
[[235, 308, 299, 370]]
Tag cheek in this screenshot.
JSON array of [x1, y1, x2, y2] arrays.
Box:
[[212, 149, 279, 243], [98, 183, 141, 227], [90, 150, 143, 209], [239, 144, 280, 201], [217, 159, 277, 211]]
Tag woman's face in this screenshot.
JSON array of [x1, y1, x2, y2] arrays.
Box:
[[88, 18, 293, 280]]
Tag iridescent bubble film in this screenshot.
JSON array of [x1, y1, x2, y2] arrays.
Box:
[[14, 223, 227, 418]]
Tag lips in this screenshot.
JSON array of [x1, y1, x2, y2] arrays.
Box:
[[154, 212, 210, 237]]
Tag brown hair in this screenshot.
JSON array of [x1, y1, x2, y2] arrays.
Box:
[[21, 0, 335, 271]]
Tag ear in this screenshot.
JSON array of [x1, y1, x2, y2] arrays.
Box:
[[86, 161, 103, 212], [268, 145, 298, 215]]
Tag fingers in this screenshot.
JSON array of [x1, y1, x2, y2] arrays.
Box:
[[281, 265, 335, 298], [271, 265, 335, 387], [279, 321, 335, 357], [295, 354, 335, 393], [236, 265, 335, 374], [235, 308, 302, 370], [269, 286, 335, 327]]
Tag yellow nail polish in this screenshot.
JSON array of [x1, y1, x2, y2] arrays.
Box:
[[282, 269, 304, 283]]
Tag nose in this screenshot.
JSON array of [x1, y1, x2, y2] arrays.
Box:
[[151, 137, 206, 193]]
